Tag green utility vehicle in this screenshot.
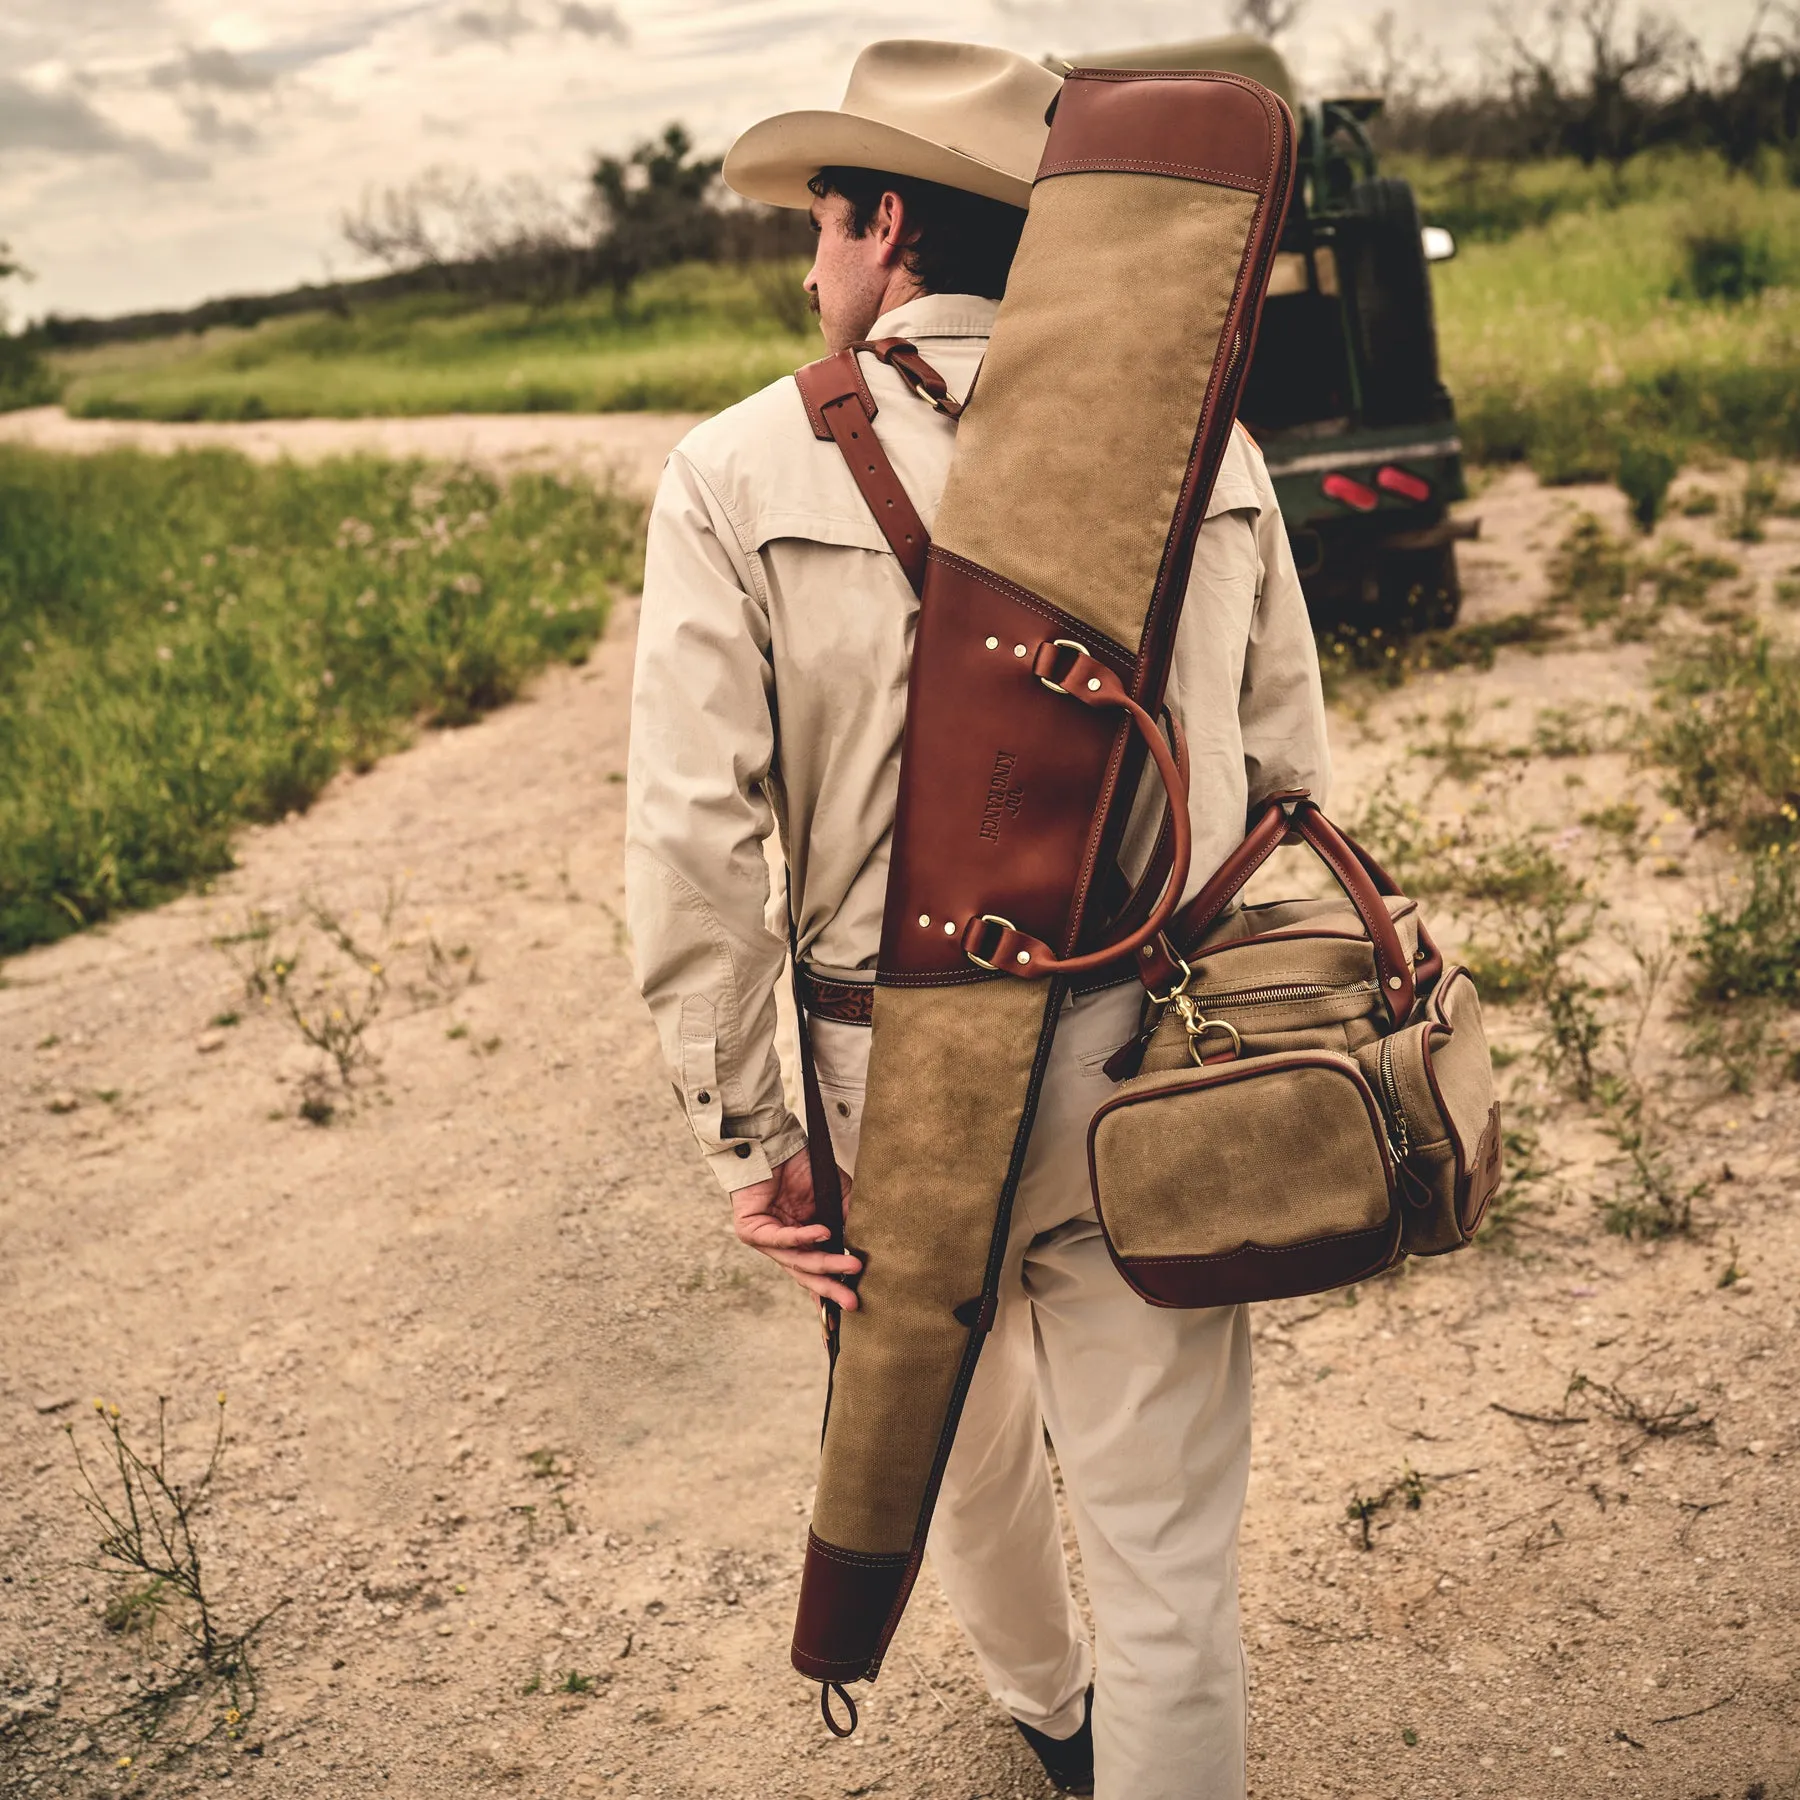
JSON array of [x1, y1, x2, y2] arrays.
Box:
[[1066, 35, 1473, 635]]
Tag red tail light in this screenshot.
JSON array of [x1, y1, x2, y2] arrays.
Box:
[[1322, 472, 1379, 512], [1377, 465, 1432, 503]]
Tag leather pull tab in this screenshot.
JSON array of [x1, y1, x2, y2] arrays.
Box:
[[821, 1681, 859, 1737]]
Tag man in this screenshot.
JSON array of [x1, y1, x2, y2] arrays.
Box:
[[626, 39, 1328, 1799]]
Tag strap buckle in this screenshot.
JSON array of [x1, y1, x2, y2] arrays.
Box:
[[1036, 638, 1092, 697], [963, 914, 1017, 973]]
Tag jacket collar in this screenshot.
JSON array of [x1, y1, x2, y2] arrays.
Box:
[[870, 292, 998, 342]]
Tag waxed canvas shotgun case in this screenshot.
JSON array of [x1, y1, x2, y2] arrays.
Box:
[[787, 69, 1296, 1699], [1088, 798, 1505, 1307]]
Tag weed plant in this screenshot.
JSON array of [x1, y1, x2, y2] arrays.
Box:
[[0, 446, 641, 956], [65, 1395, 281, 1757], [1651, 629, 1800, 850]]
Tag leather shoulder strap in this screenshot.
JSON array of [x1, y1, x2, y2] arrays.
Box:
[[793, 344, 940, 599]]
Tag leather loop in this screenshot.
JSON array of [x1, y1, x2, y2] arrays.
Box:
[[821, 1682, 859, 1738], [857, 337, 965, 417], [961, 642, 1193, 980]]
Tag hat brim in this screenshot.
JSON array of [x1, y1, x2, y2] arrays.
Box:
[[722, 110, 1034, 211]]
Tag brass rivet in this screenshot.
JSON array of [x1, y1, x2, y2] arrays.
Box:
[[1016, 951, 1031, 965], [1013, 644, 1027, 657], [1086, 677, 1102, 692], [918, 914, 931, 928], [1388, 975, 1403, 989], [985, 636, 999, 650], [943, 921, 956, 935], [1141, 945, 1154, 957]]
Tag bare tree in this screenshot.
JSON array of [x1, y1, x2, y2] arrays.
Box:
[[1231, 0, 1307, 40]]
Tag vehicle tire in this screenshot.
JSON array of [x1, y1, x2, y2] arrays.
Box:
[[1378, 542, 1461, 633], [1344, 177, 1443, 428]]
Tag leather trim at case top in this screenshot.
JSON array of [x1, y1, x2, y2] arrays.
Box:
[[789, 68, 1295, 1700]]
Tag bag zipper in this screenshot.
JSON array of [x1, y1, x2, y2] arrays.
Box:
[[1192, 977, 1377, 1011], [1378, 1034, 1411, 1159]]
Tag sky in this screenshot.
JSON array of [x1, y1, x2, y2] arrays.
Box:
[[0, 0, 1763, 322]]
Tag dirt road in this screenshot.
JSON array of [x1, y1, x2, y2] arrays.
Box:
[[0, 406, 702, 498], [1, 435, 1796, 1800]]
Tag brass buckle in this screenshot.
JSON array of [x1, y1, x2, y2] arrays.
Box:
[[1174, 991, 1242, 1065], [964, 913, 1016, 972], [1036, 638, 1092, 697]]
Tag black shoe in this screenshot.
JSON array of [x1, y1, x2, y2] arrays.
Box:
[[1014, 1685, 1094, 1796]]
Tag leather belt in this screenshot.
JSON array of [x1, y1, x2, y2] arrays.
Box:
[[799, 967, 875, 1028]]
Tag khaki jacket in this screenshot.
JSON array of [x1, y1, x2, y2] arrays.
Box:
[[625, 293, 1330, 1192]]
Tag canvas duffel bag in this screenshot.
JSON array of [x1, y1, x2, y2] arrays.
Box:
[[1088, 793, 1503, 1307]]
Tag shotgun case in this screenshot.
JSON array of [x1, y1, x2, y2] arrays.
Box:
[[788, 68, 1297, 1703]]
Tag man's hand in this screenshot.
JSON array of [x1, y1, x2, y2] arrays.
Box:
[[731, 1148, 862, 1310]]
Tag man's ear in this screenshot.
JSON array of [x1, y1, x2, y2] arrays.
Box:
[[874, 190, 914, 268]]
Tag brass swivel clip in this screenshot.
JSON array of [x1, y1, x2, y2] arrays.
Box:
[[1172, 989, 1243, 1066]]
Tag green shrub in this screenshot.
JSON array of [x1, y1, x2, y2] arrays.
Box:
[[1673, 209, 1779, 303], [0, 447, 642, 956], [1616, 437, 1679, 532]]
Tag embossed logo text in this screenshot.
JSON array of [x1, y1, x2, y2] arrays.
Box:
[[978, 751, 1025, 842]]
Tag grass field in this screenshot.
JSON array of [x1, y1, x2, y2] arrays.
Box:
[[0, 447, 642, 956], [52, 261, 813, 422], [1424, 153, 1800, 476]]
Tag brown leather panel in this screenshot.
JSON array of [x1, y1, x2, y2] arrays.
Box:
[[877, 554, 1135, 980], [1037, 69, 1283, 193], [1115, 1220, 1402, 1308], [791, 1534, 909, 1682], [801, 969, 875, 1028]]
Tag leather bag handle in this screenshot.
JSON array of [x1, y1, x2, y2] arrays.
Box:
[[959, 641, 1192, 979], [1145, 793, 1416, 1026]]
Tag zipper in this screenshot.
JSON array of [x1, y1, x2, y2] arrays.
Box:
[[1378, 1034, 1411, 1159], [1192, 977, 1377, 1012]]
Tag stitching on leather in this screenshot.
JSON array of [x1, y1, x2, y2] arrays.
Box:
[[806, 1536, 908, 1569], [1036, 158, 1262, 192], [1127, 1221, 1395, 1266]]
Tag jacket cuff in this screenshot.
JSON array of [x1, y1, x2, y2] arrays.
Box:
[[707, 1115, 808, 1194]]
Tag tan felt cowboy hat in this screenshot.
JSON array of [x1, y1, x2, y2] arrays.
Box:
[[722, 39, 1062, 212]]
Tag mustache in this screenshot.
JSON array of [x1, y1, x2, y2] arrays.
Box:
[[807, 287, 821, 315]]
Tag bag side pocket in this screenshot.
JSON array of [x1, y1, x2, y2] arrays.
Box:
[[1356, 966, 1503, 1254], [1088, 1051, 1402, 1308]]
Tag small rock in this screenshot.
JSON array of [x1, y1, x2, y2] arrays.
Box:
[[46, 1092, 78, 1114], [196, 1031, 227, 1054], [1747, 1441, 1766, 1456], [67, 1736, 91, 1758], [32, 1395, 77, 1415], [436, 1624, 454, 1637]]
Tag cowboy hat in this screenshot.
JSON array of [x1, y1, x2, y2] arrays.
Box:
[[722, 39, 1062, 212]]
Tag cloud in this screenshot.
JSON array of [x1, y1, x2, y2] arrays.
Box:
[[452, 2, 533, 44], [151, 46, 275, 93], [559, 3, 629, 40], [0, 75, 204, 176], [184, 100, 260, 150]]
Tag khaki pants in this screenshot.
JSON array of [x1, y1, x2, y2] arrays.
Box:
[[813, 984, 1252, 1800]]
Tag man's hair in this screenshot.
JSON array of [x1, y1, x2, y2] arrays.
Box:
[[807, 167, 1026, 300]]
